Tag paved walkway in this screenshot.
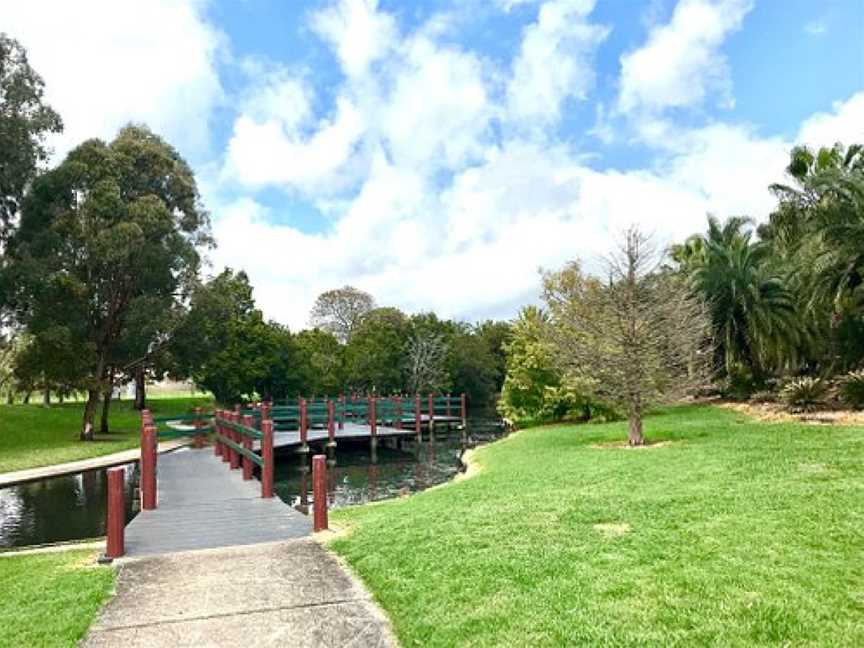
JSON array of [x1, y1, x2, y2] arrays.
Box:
[[125, 449, 311, 556], [82, 539, 396, 647], [0, 438, 190, 487]]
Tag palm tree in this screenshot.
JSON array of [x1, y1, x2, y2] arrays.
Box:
[[675, 216, 801, 380]]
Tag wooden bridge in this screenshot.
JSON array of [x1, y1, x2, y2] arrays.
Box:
[[103, 394, 467, 560]]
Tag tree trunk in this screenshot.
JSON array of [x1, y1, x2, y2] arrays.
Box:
[[6, 392, 12, 405], [134, 367, 146, 410], [628, 395, 644, 446], [100, 388, 112, 434], [81, 390, 100, 441], [43, 388, 51, 407], [23, 391, 31, 404]]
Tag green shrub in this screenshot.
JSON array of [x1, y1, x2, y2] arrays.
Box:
[[838, 369, 864, 409], [779, 377, 828, 412]]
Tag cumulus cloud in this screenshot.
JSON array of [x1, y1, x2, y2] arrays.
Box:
[[506, 0, 610, 124], [0, 0, 225, 161], [617, 0, 753, 115]]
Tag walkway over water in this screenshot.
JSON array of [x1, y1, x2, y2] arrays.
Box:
[[124, 449, 311, 557]]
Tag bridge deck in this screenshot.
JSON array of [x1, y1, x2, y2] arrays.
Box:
[[124, 449, 311, 557]]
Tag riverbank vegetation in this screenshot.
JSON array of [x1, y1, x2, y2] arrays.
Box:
[[0, 396, 212, 473], [0, 549, 113, 647], [500, 143, 864, 431], [331, 405, 864, 647]]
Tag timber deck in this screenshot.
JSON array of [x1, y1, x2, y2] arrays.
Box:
[[124, 449, 311, 557]]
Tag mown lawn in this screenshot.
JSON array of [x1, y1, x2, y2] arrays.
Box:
[[0, 549, 114, 647], [331, 405, 864, 647], [0, 396, 213, 473]]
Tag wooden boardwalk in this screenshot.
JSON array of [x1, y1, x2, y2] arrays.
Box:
[[124, 449, 311, 557], [265, 419, 463, 450]]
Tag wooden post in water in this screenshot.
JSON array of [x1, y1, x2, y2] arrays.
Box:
[[327, 399, 336, 458], [415, 394, 422, 442], [312, 454, 328, 532], [261, 418, 274, 498], [241, 414, 254, 480], [446, 393, 451, 418], [105, 467, 125, 559]]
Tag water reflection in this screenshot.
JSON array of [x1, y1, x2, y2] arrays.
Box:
[[274, 419, 506, 511], [0, 464, 138, 549]]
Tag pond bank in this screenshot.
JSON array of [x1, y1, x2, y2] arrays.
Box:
[[0, 437, 190, 488]]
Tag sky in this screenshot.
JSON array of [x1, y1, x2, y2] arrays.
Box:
[[2, 0, 863, 329]]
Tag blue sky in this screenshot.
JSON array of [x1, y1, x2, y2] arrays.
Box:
[[2, 0, 863, 328]]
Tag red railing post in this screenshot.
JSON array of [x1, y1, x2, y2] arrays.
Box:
[[415, 394, 422, 441], [140, 423, 157, 510], [327, 399, 336, 445], [338, 394, 345, 430], [300, 398, 309, 452], [105, 467, 125, 559], [241, 414, 254, 480], [262, 418, 274, 498], [193, 406, 204, 448], [395, 395, 402, 430], [221, 411, 231, 464], [427, 393, 435, 435], [312, 454, 328, 532], [229, 411, 241, 470], [214, 409, 223, 457]]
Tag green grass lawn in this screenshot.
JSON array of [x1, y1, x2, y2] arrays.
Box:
[[0, 549, 114, 647], [331, 405, 864, 647], [0, 396, 213, 473]]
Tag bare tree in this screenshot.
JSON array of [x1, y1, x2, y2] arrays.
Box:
[[542, 227, 713, 445], [309, 286, 375, 343], [405, 331, 449, 394]]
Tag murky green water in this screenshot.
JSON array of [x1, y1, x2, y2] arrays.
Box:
[[274, 419, 506, 511], [0, 463, 139, 549]]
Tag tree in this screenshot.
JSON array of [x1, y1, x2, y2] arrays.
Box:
[[344, 307, 409, 393], [0, 34, 63, 243], [543, 228, 713, 445], [5, 125, 209, 439], [294, 329, 344, 396], [309, 286, 375, 342], [674, 215, 802, 383], [405, 330, 449, 394]]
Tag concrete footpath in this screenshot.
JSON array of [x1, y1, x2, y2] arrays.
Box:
[[82, 539, 397, 648], [0, 438, 190, 487]]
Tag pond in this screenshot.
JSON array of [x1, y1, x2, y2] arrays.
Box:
[[0, 417, 506, 549], [0, 463, 139, 549], [274, 417, 507, 511]]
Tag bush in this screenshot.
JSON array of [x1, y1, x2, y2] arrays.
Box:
[[779, 377, 829, 412], [838, 369, 864, 409]]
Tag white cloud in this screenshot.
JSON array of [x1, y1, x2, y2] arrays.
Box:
[[507, 0, 610, 124], [617, 0, 753, 115], [0, 0, 225, 161], [797, 92, 864, 148], [311, 0, 398, 78]]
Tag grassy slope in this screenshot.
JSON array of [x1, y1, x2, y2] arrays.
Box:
[[331, 405, 864, 647], [0, 550, 114, 647], [0, 396, 213, 473]]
